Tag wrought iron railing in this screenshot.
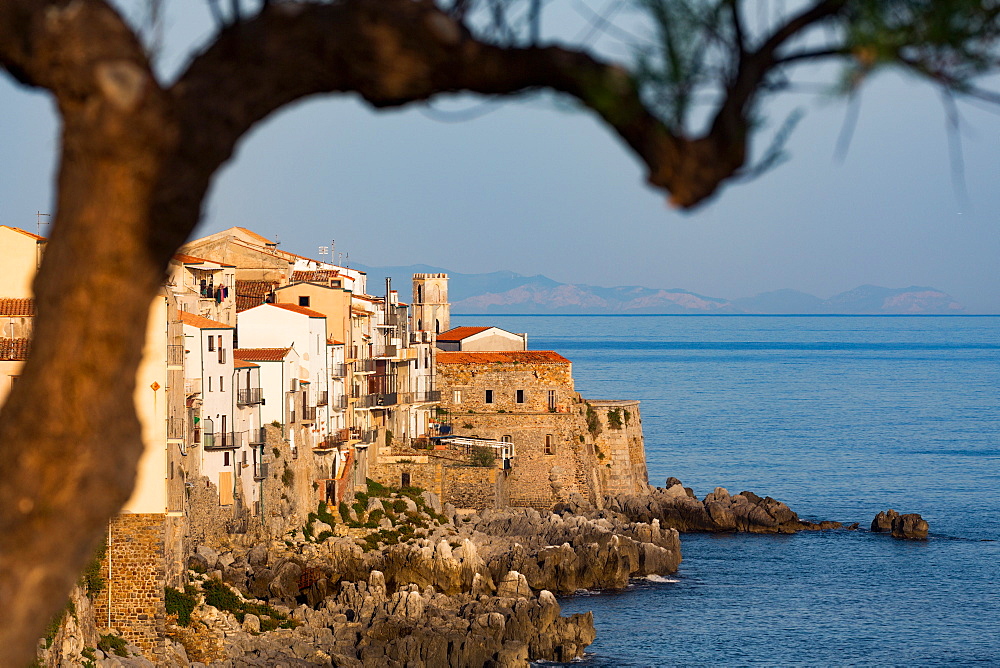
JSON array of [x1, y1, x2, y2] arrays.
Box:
[[237, 387, 263, 405]]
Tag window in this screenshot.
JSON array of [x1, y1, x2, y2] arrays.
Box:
[[208, 376, 212, 392], [220, 376, 224, 392], [485, 389, 494, 404], [299, 295, 310, 307], [545, 434, 554, 455], [516, 389, 525, 404], [207, 335, 215, 352], [241, 450, 247, 466], [218, 343, 226, 364], [501, 435, 512, 443], [548, 390, 556, 411], [453, 390, 462, 404], [401, 472, 411, 487], [223, 451, 230, 466]]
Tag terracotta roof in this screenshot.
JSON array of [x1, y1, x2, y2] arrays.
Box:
[[234, 347, 292, 362], [179, 311, 232, 329], [234, 227, 277, 245], [327, 338, 344, 346], [268, 302, 326, 318], [234, 358, 259, 369], [0, 225, 45, 241], [436, 351, 570, 365], [436, 326, 490, 342], [235, 280, 278, 313], [172, 253, 235, 268], [292, 270, 340, 283], [0, 298, 35, 317], [0, 337, 30, 361]]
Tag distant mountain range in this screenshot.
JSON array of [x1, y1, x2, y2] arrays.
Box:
[[351, 263, 966, 315]]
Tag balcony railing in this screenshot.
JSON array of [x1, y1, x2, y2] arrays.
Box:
[[316, 390, 328, 406], [237, 388, 263, 406], [397, 390, 441, 405], [167, 416, 185, 440], [301, 406, 317, 423], [316, 428, 350, 450], [355, 392, 397, 408], [410, 331, 433, 344], [354, 359, 377, 373], [249, 426, 266, 445], [332, 394, 348, 410], [167, 344, 184, 366], [373, 344, 397, 358], [331, 362, 348, 377], [205, 431, 245, 449], [253, 461, 268, 480]]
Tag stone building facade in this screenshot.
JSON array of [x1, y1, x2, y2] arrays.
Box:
[[433, 351, 648, 510]]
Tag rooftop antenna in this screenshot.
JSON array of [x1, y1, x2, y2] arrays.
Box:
[[318, 245, 329, 259], [36, 211, 50, 236]]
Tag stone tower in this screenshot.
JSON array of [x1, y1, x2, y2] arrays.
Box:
[[412, 273, 450, 334]]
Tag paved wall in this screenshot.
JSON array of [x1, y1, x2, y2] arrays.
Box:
[[94, 514, 166, 653]]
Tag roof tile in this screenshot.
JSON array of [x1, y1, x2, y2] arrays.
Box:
[[234, 347, 292, 362], [436, 351, 570, 364], [436, 326, 490, 342], [0, 298, 35, 317], [179, 311, 232, 329], [0, 337, 30, 361], [268, 302, 326, 318]]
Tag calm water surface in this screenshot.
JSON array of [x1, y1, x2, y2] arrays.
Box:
[[453, 315, 1000, 666]]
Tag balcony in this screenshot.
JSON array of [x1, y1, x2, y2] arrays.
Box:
[[316, 428, 350, 450], [331, 362, 348, 377], [249, 426, 266, 445], [355, 393, 396, 409], [237, 388, 263, 406], [204, 431, 245, 450], [167, 416, 185, 440], [397, 390, 441, 405], [167, 345, 184, 367], [332, 394, 348, 410], [301, 406, 317, 423], [316, 390, 329, 407], [373, 344, 397, 359], [253, 461, 268, 481], [354, 359, 377, 374]]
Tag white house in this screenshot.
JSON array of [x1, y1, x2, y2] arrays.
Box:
[[238, 302, 330, 445], [435, 326, 528, 352], [180, 311, 242, 506]]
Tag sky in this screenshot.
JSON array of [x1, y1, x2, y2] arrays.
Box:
[[1, 3, 998, 312]]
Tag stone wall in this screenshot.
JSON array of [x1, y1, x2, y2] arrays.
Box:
[[444, 465, 509, 509], [590, 400, 649, 496], [94, 513, 166, 653]]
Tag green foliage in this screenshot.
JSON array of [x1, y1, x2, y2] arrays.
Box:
[[42, 600, 74, 649], [462, 422, 475, 429], [201, 578, 296, 632], [339, 501, 351, 523], [385, 429, 393, 447], [165, 586, 197, 626], [82, 647, 97, 661], [470, 445, 496, 467], [271, 420, 281, 428], [80, 539, 107, 598], [586, 403, 602, 438], [579, 434, 585, 443], [607, 407, 623, 430], [98, 633, 129, 657], [624, 409, 631, 426], [272, 447, 281, 458], [367, 478, 389, 497], [281, 464, 294, 487]]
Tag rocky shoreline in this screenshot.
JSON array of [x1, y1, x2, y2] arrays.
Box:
[[41, 478, 920, 667]]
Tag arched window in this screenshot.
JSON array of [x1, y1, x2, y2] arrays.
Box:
[[435, 319, 440, 334], [417, 318, 422, 331], [544, 434, 554, 455], [417, 285, 423, 303]]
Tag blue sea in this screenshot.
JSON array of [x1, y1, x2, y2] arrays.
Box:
[[452, 315, 1000, 667]]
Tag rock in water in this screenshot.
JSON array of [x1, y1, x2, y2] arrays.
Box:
[[872, 509, 929, 540]]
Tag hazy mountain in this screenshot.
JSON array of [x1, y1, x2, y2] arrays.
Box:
[[351, 264, 965, 315]]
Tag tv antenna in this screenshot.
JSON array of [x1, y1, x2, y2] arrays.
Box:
[[36, 211, 50, 236]]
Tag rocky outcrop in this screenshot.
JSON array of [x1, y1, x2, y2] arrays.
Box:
[[871, 509, 929, 540], [605, 479, 842, 534], [166, 569, 594, 667], [159, 487, 679, 667]]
